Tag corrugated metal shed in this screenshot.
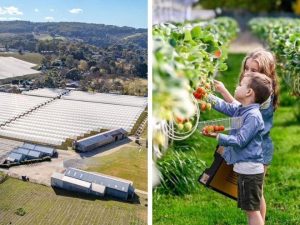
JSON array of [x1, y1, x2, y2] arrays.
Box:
[[75, 128, 127, 152], [34, 145, 56, 155], [12, 147, 42, 159], [51, 168, 135, 200], [62, 176, 91, 189], [91, 183, 106, 195], [22, 143, 36, 149], [7, 152, 24, 162], [65, 168, 132, 193], [12, 147, 30, 155], [51, 172, 64, 188], [22, 143, 57, 156], [27, 150, 42, 158]]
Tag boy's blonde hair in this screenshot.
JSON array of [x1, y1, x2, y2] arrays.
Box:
[[240, 49, 279, 109]]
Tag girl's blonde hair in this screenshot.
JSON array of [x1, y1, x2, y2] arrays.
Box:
[[240, 49, 279, 110]]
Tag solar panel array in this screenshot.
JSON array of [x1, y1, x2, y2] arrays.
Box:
[[0, 90, 146, 146]]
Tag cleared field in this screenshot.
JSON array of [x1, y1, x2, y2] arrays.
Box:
[[85, 144, 148, 191], [0, 57, 40, 80], [0, 53, 43, 65], [0, 178, 147, 225]]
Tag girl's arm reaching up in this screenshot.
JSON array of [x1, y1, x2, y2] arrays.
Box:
[[214, 80, 235, 103]]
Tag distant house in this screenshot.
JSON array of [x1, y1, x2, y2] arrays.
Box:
[[51, 168, 135, 200], [73, 128, 127, 152], [66, 81, 80, 89]]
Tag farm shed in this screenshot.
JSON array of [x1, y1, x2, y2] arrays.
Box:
[[51, 173, 92, 194], [6, 152, 24, 162], [51, 168, 134, 200], [12, 147, 42, 160], [4, 143, 57, 164], [74, 128, 128, 152], [22, 143, 57, 157]]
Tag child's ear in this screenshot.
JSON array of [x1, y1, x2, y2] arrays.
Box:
[[246, 88, 253, 97]]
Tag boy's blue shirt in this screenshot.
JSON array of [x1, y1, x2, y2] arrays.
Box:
[[210, 95, 264, 164]]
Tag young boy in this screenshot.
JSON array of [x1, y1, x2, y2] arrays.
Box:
[[202, 72, 272, 225]]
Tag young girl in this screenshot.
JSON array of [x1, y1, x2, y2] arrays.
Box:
[[214, 49, 279, 223]]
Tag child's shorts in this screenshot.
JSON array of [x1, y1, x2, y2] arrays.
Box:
[[237, 173, 264, 211]]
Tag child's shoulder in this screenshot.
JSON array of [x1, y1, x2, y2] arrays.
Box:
[[245, 107, 264, 122]]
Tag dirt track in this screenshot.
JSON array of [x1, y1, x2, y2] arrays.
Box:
[[229, 31, 264, 53], [1, 136, 136, 186]]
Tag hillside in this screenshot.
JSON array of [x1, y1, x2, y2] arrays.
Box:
[[0, 21, 147, 48]]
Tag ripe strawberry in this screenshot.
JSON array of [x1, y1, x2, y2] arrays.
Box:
[[176, 117, 184, 124], [214, 125, 219, 132], [214, 49, 222, 58], [196, 87, 206, 95], [219, 125, 225, 131], [207, 125, 214, 133], [193, 92, 202, 99], [203, 126, 209, 134], [200, 102, 206, 111]]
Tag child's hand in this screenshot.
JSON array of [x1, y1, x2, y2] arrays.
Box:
[[216, 146, 224, 155], [201, 129, 218, 138], [213, 80, 226, 94]]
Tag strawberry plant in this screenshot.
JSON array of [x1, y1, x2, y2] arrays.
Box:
[[153, 17, 238, 195], [249, 18, 300, 97], [153, 17, 238, 152]]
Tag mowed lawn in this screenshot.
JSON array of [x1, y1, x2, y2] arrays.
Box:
[[153, 54, 300, 224], [0, 177, 147, 225], [85, 143, 148, 191]]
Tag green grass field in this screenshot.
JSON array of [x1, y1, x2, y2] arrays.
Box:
[[0, 178, 147, 225], [153, 54, 300, 224], [86, 144, 148, 191], [0, 52, 43, 65]]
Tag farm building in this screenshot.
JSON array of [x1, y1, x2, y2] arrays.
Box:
[[6, 152, 25, 163], [74, 128, 128, 152], [51, 168, 135, 200], [12, 147, 42, 160], [22, 143, 57, 157], [4, 143, 57, 163]]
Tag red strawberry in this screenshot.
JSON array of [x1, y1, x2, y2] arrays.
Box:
[[214, 50, 222, 58], [193, 92, 202, 99]]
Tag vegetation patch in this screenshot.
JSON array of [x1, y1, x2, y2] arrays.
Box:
[[86, 144, 148, 191], [15, 207, 26, 216]]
